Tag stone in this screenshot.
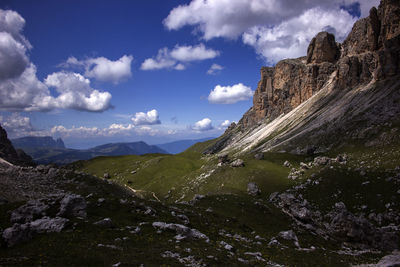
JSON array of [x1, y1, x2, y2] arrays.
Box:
[[29, 217, 69, 233], [358, 251, 400, 267], [231, 159, 244, 167], [57, 194, 87, 218], [283, 161, 291, 167], [2, 223, 32, 247], [313, 156, 331, 166], [300, 162, 310, 169], [152, 222, 209, 241], [10, 200, 49, 223], [254, 153, 264, 160], [218, 154, 229, 164], [247, 182, 261, 196], [93, 218, 113, 228], [191, 194, 205, 203], [278, 230, 300, 247], [103, 173, 111, 179], [220, 241, 233, 251]]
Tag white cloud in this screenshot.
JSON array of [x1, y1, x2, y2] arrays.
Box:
[[0, 113, 33, 137], [44, 72, 112, 112], [207, 63, 224, 75], [0, 64, 50, 111], [140, 48, 176, 70], [208, 83, 253, 104], [134, 126, 160, 136], [191, 118, 213, 131], [170, 44, 219, 62], [221, 120, 231, 128], [64, 55, 133, 84], [0, 32, 29, 80], [0, 9, 31, 48], [131, 109, 161, 126], [242, 8, 356, 64], [174, 63, 186, 70], [164, 0, 378, 63], [140, 44, 219, 71], [0, 9, 113, 112]]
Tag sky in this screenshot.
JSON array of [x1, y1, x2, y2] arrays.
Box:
[[0, 0, 379, 148]]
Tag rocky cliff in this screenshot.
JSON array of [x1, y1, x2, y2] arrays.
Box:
[[0, 124, 34, 166], [241, 0, 399, 129], [206, 0, 400, 154]]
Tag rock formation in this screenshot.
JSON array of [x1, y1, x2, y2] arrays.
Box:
[[239, 0, 399, 129], [206, 0, 400, 154], [0, 124, 34, 166]]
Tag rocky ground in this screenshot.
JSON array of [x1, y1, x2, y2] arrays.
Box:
[[1, 152, 400, 266]]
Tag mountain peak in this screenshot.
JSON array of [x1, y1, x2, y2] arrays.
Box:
[[204, 0, 400, 155]]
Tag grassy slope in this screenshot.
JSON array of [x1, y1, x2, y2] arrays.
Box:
[[2, 139, 399, 265], [0, 170, 379, 266], [71, 136, 305, 203]]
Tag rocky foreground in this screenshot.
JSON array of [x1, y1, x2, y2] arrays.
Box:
[[1, 150, 400, 266]]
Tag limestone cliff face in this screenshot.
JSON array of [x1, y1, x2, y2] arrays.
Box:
[[240, 0, 400, 129], [241, 32, 338, 128], [205, 0, 400, 155]]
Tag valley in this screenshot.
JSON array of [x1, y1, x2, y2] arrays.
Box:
[[1, 0, 400, 266]]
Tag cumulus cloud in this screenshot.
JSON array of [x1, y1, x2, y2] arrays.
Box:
[[191, 118, 213, 131], [0, 32, 29, 81], [242, 8, 356, 64], [131, 109, 161, 126], [0, 9, 113, 112], [63, 55, 133, 84], [44, 72, 112, 112], [141, 44, 219, 71], [0, 113, 34, 137], [221, 120, 231, 128], [207, 63, 224, 75], [164, 0, 378, 63], [208, 83, 253, 104]]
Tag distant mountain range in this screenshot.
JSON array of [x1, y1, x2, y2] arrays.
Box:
[[12, 137, 168, 165], [11, 136, 215, 164], [12, 136, 65, 149], [156, 137, 214, 154]]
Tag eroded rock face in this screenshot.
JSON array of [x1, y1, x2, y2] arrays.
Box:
[[307, 32, 340, 64], [239, 0, 400, 130]]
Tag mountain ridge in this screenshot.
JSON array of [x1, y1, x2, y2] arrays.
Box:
[[204, 0, 400, 155]]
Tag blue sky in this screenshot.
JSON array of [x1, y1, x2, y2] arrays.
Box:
[[0, 0, 378, 148]]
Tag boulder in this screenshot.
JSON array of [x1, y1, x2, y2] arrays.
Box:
[[10, 200, 49, 223], [29, 217, 69, 233], [57, 194, 87, 218], [152, 222, 209, 241], [218, 154, 229, 164], [254, 153, 264, 160], [93, 218, 114, 228], [2, 223, 32, 247], [247, 182, 261, 196], [313, 156, 331, 166], [231, 159, 244, 167]]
